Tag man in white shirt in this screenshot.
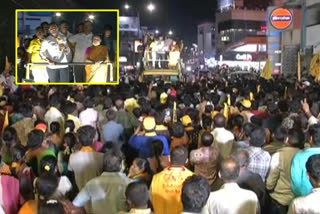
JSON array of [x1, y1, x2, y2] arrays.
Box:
[[288, 154, 320, 214], [203, 158, 259, 214], [156, 36, 165, 68], [211, 113, 235, 159], [68, 21, 93, 82], [39, 22, 72, 83], [44, 93, 64, 134], [58, 20, 73, 39]]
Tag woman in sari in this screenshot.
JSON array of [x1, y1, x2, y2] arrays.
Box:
[[84, 34, 109, 83]]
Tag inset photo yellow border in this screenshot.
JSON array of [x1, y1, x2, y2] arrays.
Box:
[[15, 9, 120, 85]]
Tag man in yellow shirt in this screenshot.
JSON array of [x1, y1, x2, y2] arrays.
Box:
[[151, 146, 193, 214], [27, 27, 48, 83]]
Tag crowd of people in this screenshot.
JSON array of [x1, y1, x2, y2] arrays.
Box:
[[17, 20, 117, 83], [0, 70, 319, 214]]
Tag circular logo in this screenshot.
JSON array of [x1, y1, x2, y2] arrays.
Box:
[[270, 8, 293, 30]]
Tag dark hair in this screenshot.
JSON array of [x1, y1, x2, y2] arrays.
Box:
[[250, 116, 263, 127], [18, 103, 33, 117], [155, 111, 165, 125], [77, 126, 95, 146], [214, 113, 226, 128], [84, 20, 93, 26], [133, 158, 148, 173], [232, 149, 250, 168], [65, 120, 75, 133], [205, 105, 213, 114], [172, 122, 185, 138], [11, 144, 26, 162], [104, 24, 113, 32], [49, 22, 58, 27], [106, 109, 116, 121], [3, 127, 18, 143], [182, 175, 210, 213], [287, 129, 305, 149], [274, 126, 287, 142], [63, 101, 77, 115], [37, 174, 58, 201], [78, 22, 84, 27], [306, 154, 320, 183], [250, 127, 266, 147], [103, 150, 123, 172], [202, 132, 214, 147], [93, 34, 102, 40], [40, 22, 49, 27], [220, 158, 240, 181], [84, 97, 95, 108], [28, 129, 45, 149], [310, 124, 320, 147], [243, 123, 255, 137], [59, 20, 69, 26], [48, 93, 60, 108], [40, 155, 57, 175], [151, 140, 164, 173], [50, 122, 60, 134], [39, 200, 64, 214], [171, 146, 188, 166], [202, 116, 212, 130], [125, 182, 149, 208], [63, 132, 77, 149], [229, 115, 244, 129]]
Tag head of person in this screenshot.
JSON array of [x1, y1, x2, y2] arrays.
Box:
[[83, 20, 93, 34], [65, 120, 75, 133], [84, 97, 95, 109], [36, 173, 59, 201], [182, 175, 210, 213], [214, 113, 226, 128], [202, 116, 212, 131], [19, 103, 33, 118], [285, 129, 305, 149], [59, 20, 69, 34], [201, 131, 214, 147], [155, 111, 165, 125], [39, 200, 64, 214], [40, 22, 49, 35], [64, 101, 77, 116], [35, 27, 45, 40], [171, 146, 188, 167], [77, 125, 95, 147], [104, 25, 113, 38], [50, 122, 60, 135], [40, 155, 57, 176], [306, 154, 320, 188], [18, 47, 26, 61], [48, 93, 61, 108], [106, 109, 116, 121], [243, 122, 255, 138], [309, 124, 320, 147], [11, 144, 26, 164], [142, 117, 156, 136], [77, 23, 84, 33], [240, 99, 252, 111], [3, 127, 19, 146], [273, 126, 287, 143], [92, 34, 102, 47], [115, 99, 124, 110], [125, 182, 149, 209], [250, 127, 266, 147], [172, 122, 185, 138], [220, 158, 240, 183], [129, 158, 148, 178], [151, 139, 164, 159], [103, 149, 123, 172], [28, 129, 45, 149], [63, 132, 77, 150], [232, 149, 250, 170], [48, 23, 59, 37]]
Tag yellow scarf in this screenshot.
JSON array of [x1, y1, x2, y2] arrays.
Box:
[[80, 146, 94, 153]]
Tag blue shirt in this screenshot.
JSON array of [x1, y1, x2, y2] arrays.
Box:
[[291, 148, 320, 197], [129, 135, 170, 158], [103, 121, 124, 144]]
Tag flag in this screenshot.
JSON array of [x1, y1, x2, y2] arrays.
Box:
[[223, 102, 229, 122], [173, 101, 177, 124], [261, 58, 272, 80], [311, 52, 320, 82], [257, 85, 261, 93], [250, 92, 254, 101], [2, 111, 8, 136], [298, 51, 301, 82], [227, 94, 231, 106]]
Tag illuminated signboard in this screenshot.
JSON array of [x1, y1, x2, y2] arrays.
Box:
[[270, 8, 293, 30]]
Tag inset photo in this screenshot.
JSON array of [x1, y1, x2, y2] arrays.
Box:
[[16, 9, 119, 85]]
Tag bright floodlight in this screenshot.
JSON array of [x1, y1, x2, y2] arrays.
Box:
[[88, 15, 95, 20], [124, 4, 130, 10], [168, 30, 173, 35], [155, 30, 159, 34], [147, 3, 155, 12], [55, 12, 61, 17]]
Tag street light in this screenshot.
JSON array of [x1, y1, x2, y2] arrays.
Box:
[[168, 30, 173, 35], [88, 15, 95, 20], [124, 3, 130, 10], [155, 29, 159, 34], [147, 3, 155, 12], [55, 12, 61, 17]]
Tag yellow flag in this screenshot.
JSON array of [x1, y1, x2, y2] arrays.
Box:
[[227, 94, 231, 106], [261, 58, 272, 80], [250, 92, 254, 101], [173, 101, 177, 124], [310, 52, 320, 82], [298, 51, 301, 82], [257, 85, 261, 93], [2, 111, 8, 135], [223, 102, 229, 122]]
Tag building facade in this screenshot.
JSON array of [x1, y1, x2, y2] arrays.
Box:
[[197, 23, 216, 59]]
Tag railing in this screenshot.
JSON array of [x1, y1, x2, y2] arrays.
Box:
[[25, 62, 115, 83], [143, 51, 181, 63]]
